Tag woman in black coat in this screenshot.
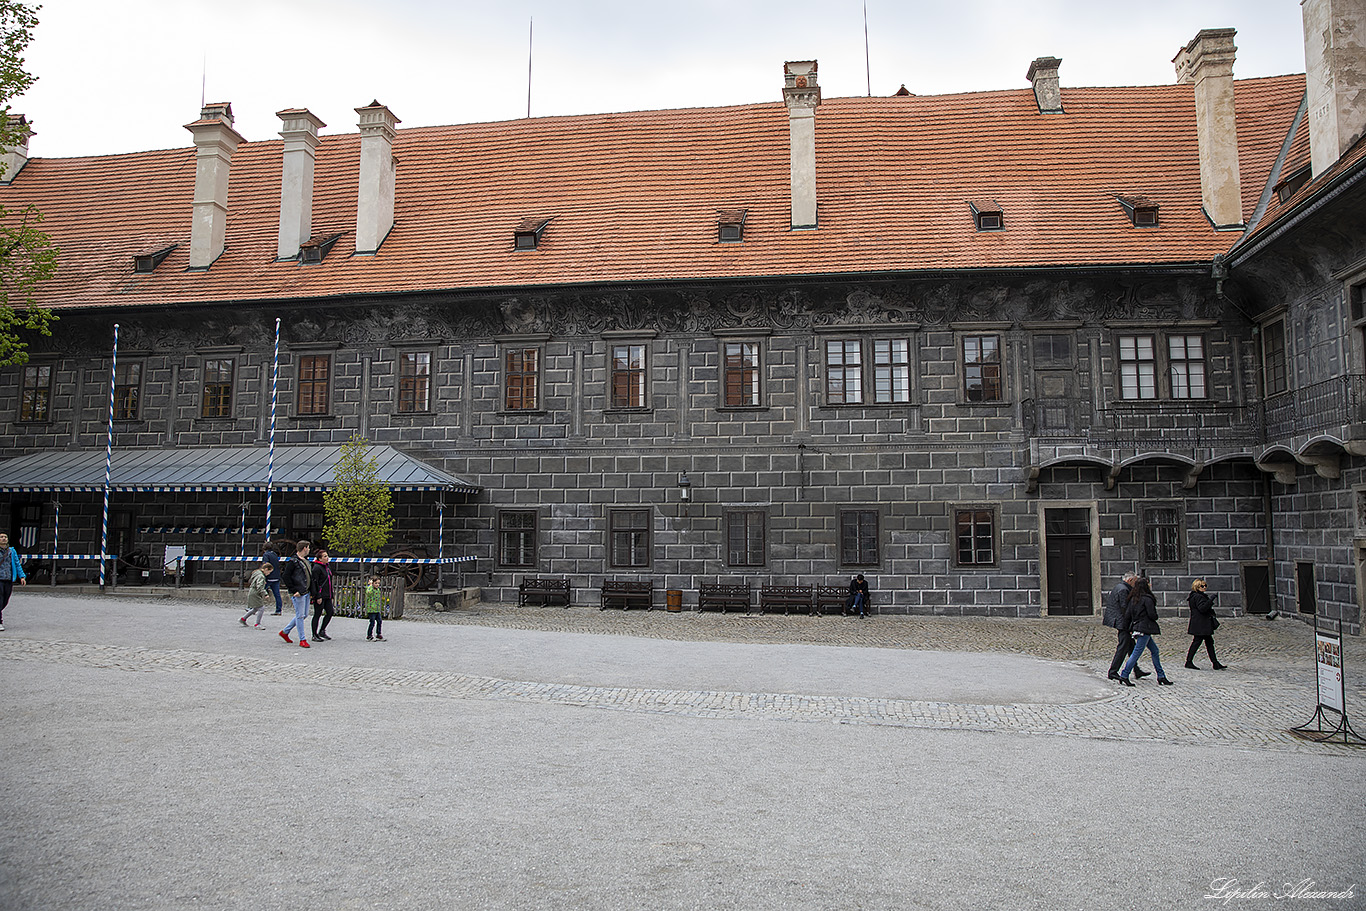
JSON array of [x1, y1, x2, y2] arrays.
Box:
[[1184, 579, 1227, 670], [1118, 577, 1172, 686]]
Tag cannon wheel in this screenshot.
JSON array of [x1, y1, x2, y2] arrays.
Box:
[[378, 549, 432, 591]]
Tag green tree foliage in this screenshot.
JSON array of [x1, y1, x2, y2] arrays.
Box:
[[0, 0, 55, 367], [323, 436, 394, 558]]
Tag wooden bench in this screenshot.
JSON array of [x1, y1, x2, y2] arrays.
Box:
[[600, 580, 652, 611], [519, 576, 571, 607], [759, 584, 813, 615], [698, 583, 752, 613], [815, 585, 851, 615]]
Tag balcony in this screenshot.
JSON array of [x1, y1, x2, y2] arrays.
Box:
[[1262, 374, 1366, 443], [1024, 399, 1262, 451]]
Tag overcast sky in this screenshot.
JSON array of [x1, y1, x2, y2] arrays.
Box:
[[19, 0, 1307, 159]]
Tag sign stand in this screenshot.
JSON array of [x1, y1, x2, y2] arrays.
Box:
[[1291, 617, 1365, 745]]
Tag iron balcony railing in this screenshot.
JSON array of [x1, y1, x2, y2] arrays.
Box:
[[1025, 374, 1366, 450]]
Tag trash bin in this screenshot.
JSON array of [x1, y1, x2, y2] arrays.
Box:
[[666, 589, 683, 612]]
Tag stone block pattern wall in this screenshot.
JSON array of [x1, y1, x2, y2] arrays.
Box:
[[1270, 461, 1363, 635]]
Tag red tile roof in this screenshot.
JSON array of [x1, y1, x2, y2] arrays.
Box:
[[0, 74, 1307, 311]]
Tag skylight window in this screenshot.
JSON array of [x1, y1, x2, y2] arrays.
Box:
[[132, 244, 177, 274], [514, 218, 551, 251], [717, 209, 747, 243], [969, 200, 1004, 232], [1117, 196, 1160, 228]]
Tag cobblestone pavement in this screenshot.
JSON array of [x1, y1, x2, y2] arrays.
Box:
[[4, 594, 1364, 756]]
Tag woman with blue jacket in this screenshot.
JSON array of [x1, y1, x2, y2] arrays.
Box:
[[0, 532, 27, 631]]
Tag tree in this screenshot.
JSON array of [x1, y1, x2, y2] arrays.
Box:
[[323, 436, 395, 564], [0, 0, 55, 367]]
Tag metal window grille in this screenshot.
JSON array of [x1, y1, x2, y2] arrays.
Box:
[[609, 509, 651, 567], [499, 511, 538, 567], [726, 511, 766, 566], [955, 509, 995, 565], [840, 509, 879, 565], [1143, 507, 1182, 563]]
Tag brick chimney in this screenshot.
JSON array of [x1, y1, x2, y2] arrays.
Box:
[[782, 60, 820, 230], [1027, 57, 1063, 113], [0, 114, 32, 184], [1302, 0, 1366, 176], [276, 108, 326, 260], [184, 102, 245, 269], [1174, 29, 1243, 229], [355, 101, 400, 254]]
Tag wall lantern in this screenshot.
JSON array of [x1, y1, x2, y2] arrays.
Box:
[[677, 472, 692, 502]]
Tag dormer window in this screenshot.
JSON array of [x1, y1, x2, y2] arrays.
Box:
[[1117, 196, 1160, 228], [299, 233, 343, 264], [133, 244, 177, 274], [717, 209, 747, 243], [1274, 166, 1312, 205], [969, 200, 1004, 232], [514, 217, 551, 251]]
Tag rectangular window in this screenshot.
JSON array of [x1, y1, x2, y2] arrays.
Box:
[[201, 358, 234, 418], [610, 344, 646, 409], [726, 510, 766, 566], [955, 509, 996, 566], [1033, 333, 1073, 365], [1263, 320, 1287, 396], [872, 339, 911, 404], [962, 335, 1003, 402], [296, 354, 330, 415], [292, 511, 325, 545], [609, 509, 651, 568], [113, 361, 141, 420], [1118, 335, 1157, 400], [398, 352, 431, 413], [723, 341, 760, 407], [498, 510, 538, 568], [505, 347, 539, 411], [825, 339, 863, 404], [840, 509, 879, 566], [1168, 335, 1206, 399], [19, 364, 52, 422], [1142, 505, 1182, 564]]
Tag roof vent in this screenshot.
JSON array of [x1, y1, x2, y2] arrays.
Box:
[[1273, 165, 1312, 205], [717, 209, 747, 243], [514, 217, 551, 250], [1117, 196, 1160, 227], [299, 232, 343, 264], [893, 85, 912, 97], [133, 244, 178, 274], [969, 200, 1004, 231]]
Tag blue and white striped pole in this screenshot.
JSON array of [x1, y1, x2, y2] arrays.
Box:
[[98, 323, 119, 590], [50, 497, 59, 588], [266, 317, 279, 549]]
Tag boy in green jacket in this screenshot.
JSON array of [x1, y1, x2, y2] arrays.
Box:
[[364, 576, 386, 641]]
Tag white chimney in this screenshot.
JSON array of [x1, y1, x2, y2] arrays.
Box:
[[0, 114, 32, 184], [276, 108, 326, 260], [355, 101, 399, 254], [1027, 57, 1063, 113], [184, 102, 245, 269], [1173, 29, 1243, 229], [782, 61, 820, 230], [1302, 0, 1366, 176]]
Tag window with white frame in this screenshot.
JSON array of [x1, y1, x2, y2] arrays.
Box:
[[722, 341, 761, 407], [825, 339, 863, 404], [1118, 335, 1157, 400], [1168, 335, 1207, 399], [872, 339, 911, 404], [610, 344, 646, 409]]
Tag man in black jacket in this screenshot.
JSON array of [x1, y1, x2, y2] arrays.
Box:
[[1103, 571, 1148, 680], [279, 540, 313, 648]]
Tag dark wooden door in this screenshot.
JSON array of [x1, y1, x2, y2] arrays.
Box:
[[1046, 536, 1093, 614], [1296, 562, 1317, 615], [1242, 563, 1272, 614]]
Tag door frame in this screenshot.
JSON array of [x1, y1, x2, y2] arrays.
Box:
[[1037, 500, 1100, 618]]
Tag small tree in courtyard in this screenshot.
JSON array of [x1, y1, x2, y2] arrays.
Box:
[[323, 436, 394, 571]]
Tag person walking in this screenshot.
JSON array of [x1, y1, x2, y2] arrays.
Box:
[[364, 576, 385, 641], [1184, 579, 1227, 670], [264, 541, 284, 615], [0, 532, 27, 632], [1105, 571, 1150, 681], [1118, 577, 1172, 686], [240, 560, 272, 629], [279, 540, 313, 648], [310, 549, 335, 641]]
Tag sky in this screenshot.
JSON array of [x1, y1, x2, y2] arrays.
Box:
[[17, 0, 1308, 159]]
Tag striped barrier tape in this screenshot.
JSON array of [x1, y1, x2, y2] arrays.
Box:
[[137, 526, 280, 535], [182, 555, 475, 564]]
